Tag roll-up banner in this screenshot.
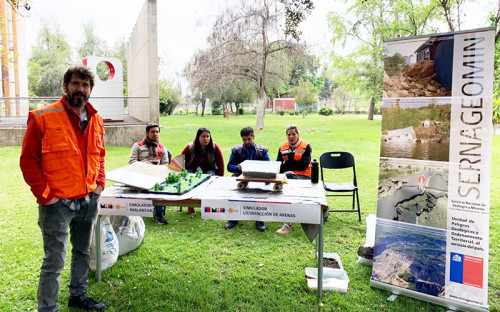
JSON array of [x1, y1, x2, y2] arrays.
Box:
[[372, 28, 494, 311]]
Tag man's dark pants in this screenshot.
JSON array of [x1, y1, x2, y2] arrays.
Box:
[[37, 192, 99, 312]]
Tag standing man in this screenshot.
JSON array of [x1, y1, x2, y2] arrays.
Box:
[[20, 66, 107, 311], [225, 126, 270, 232], [129, 123, 170, 224]]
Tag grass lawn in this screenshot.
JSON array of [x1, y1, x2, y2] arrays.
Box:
[[0, 113, 498, 311]]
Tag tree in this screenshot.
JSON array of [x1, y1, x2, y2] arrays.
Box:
[[185, 0, 311, 130], [159, 79, 181, 115], [328, 0, 441, 120], [222, 79, 256, 115], [489, 4, 500, 99], [77, 21, 108, 59], [290, 79, 318, 116], [385, 52, 406, 76], [110, 38, 128, 96], [319, 77, 336, 100], [279, 0, 314, 40], [435, 0, 467, 31], [286, 52, 323, 92], [389, 0, 440, 36], [28, 22, 72, 96], [77, 22, 113, 81], [493, 3, 500, 43]]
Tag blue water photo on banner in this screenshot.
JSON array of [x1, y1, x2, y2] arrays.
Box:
[[380, 97, 451, 162]]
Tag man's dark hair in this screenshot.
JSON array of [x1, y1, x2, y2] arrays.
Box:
[[63, 65, 95, 89], [193, 127, 214, 152], [286, 124, 299, 135], [240, 126, 254, 137], [146, 123, 160, 133]]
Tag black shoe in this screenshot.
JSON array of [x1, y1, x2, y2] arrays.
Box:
[[224, 220, 238, 229], [154, 213, 168, 225], [357, 246, 374, 259], [255, 221, 266, 232], [68, 296, 106, 311]]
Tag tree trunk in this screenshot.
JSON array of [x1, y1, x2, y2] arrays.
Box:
[[201, 98, 206, 116], [222, 102, 227, 118], [255, 92, 267, 130], [368, 96, 374, 120], [235, 103, 240, 115]]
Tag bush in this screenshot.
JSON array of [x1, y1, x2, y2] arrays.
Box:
[[386, 53, 406, 76], [278, 109, 285, 116], [319, 106, 333, 116], [238, 107, 244, 115], [494, 98, 500, 122], [29, 100, 49, 111], [211, 101, 222, 115], [289, 111, 295, 115]]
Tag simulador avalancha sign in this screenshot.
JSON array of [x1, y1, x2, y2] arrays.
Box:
[[372, 28, 494, 311]]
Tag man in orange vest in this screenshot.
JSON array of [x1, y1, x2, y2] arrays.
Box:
[[129, 124, 170, 224], [20, 66, 107, 311], [275, 124, 312, 234]]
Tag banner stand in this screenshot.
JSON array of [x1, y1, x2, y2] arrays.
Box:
[[372, 27, 494, 312]]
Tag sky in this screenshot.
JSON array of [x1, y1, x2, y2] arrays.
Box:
[[24, 0, 339, 94], [23, 0, 497, 95]]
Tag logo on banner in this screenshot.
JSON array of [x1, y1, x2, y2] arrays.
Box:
[[203, 206, 240, 213], [100, 203, 124, 210], [203, 206, 228, 213], [450, 252, 483, 288]]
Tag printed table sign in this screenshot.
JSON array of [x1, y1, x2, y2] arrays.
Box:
[[201, 199, 321, 224], [98, 196, 154, 217]]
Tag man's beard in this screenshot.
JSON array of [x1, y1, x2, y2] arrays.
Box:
[[147, 136, 159, 143], [67, 92, 89, 109]]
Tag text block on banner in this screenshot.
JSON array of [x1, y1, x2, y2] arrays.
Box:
[[98, 196, 154, 217], [201, 199, 321, 224]]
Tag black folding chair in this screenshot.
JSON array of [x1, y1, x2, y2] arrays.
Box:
[[320, 151, 361, 221]]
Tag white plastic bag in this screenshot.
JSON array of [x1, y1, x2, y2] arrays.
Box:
[[90, 216, 119, 271], [115, 216, 145, 256], [110, 215, 126, 233]]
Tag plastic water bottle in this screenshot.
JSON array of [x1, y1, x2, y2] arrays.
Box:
[[311, 159, 319, 183]]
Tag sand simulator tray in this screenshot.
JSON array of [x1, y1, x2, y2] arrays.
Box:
[[148, 170, 211, 195], [236, 173, 286, 192]]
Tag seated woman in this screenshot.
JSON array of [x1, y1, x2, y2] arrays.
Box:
[[275, 124, 312, 234], [182, 127, 224, 215]]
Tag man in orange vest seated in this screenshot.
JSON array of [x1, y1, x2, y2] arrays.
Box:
[[129, 124, 171, 224], [20, 66, 107, 311], [275, 124, 312, 235]]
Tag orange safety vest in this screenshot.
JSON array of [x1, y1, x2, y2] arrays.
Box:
[[279, 140, 311, 177], [32, 101, 105, 199]]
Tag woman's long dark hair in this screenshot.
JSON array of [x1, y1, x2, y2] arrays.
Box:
[[193, 127, 214, 153]]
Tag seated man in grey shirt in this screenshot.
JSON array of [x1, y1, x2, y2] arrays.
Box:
[[129, 123, 170, 224]]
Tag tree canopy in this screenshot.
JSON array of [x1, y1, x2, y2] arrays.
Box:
[[185, 0, 311, 129], [28, 23, 72, 96]]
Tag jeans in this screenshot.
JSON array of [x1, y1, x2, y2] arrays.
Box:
[[37, 192, 99, 312], [154, 205, 165, 215]]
